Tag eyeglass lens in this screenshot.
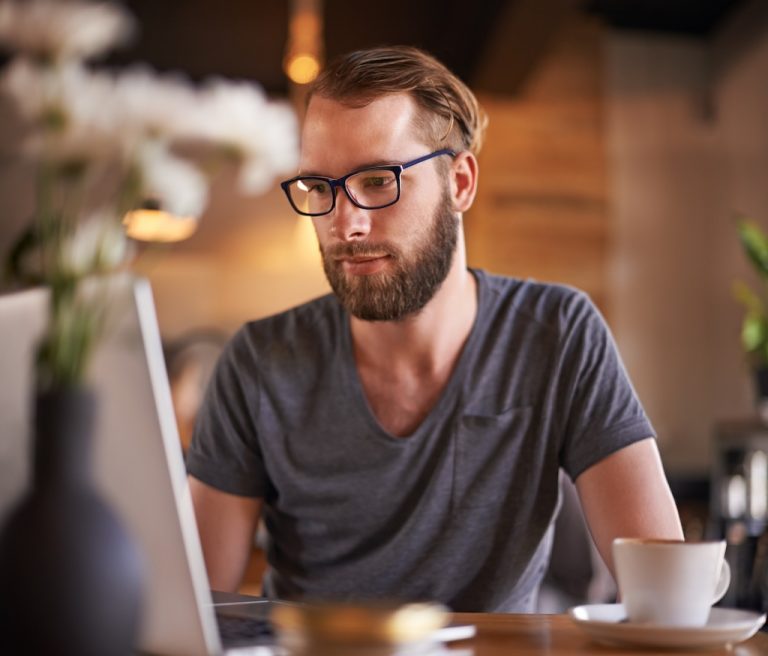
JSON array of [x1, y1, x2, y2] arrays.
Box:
[[288, 169, 398, 215]]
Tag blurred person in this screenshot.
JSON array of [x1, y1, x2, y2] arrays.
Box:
[[165, 331, 227, 453], [186, 46, 683, 611]]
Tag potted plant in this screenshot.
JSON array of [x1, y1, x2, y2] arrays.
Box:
[[734, 219, 768, 419]]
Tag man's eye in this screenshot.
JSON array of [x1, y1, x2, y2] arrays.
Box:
[[362, 175, 392, 188], [297, 180, 329, 194]]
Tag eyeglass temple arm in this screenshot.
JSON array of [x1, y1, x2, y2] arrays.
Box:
[[401, 148, 456, 170]]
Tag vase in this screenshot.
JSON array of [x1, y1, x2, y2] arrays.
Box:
[[754, 367, 768, 424], [0, 386, 143, 656]]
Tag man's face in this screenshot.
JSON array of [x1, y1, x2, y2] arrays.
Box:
[[299, 93, 459, 321], [321, 188, 458, 321]]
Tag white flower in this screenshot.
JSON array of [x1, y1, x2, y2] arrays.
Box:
[[1, 59, 120, 163], [0, 0, 134, 63], [182, 79, 299, 194], [59, 211, 131, 277], [0, 0, 301, 389], [111, 66, 199, 146], [136, 141, 208, 219]]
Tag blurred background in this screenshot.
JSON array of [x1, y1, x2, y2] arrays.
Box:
[[3, 0, 768, 610]]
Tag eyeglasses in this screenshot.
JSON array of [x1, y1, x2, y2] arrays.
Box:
[[280, 148, 456, 217]]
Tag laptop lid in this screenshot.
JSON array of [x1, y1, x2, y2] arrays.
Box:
[[0, 276, 224, 655]]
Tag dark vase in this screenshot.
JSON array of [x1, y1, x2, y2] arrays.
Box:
[[0, 386, 143, 656], [755, 366, 768, 423]]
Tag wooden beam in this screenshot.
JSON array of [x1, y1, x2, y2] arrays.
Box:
[[472, 0, 580, 95]]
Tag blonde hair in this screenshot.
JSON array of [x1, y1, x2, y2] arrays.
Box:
[[309, 46, 488, 155]]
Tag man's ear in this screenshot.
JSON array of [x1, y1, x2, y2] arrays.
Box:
[[450, 151, 479, 213]]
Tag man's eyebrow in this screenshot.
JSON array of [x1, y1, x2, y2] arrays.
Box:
[[298, 159, 400, 178], [296, 169, 329, 177]]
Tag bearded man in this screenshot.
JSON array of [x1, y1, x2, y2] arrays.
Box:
[[186, 46, 683, 612]]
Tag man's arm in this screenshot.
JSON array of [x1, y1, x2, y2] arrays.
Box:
[[575, 437, 683, 576], [189, 476, 263, 592]]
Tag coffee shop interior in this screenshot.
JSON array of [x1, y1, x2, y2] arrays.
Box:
[[2, 0, 768, 618]]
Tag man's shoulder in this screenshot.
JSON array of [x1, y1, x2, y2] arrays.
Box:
[[241, 292, 340, 337], [224, 292, 343, 364], [475, 269, 594, 331]]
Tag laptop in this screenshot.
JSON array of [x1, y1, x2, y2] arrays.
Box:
[[0, 276, 279, 655]]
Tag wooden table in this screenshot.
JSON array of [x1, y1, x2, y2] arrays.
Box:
[[448, 613, 768, 655]]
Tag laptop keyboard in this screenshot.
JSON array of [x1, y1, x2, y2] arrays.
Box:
[[216, 613, 275, 647]]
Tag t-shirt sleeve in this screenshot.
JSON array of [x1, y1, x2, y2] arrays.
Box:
[[557, 291, 655, 481], [186, 327, 267, 497]]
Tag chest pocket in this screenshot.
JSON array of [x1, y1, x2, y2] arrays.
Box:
[[453, 405, 535, 512]]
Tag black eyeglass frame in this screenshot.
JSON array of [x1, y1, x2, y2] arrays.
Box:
[[280, 148, 456, 217]]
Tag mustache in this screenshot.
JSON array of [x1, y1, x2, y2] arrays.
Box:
[[323, 241, 400, 260]]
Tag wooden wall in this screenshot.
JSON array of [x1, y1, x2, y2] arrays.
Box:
[[468, 18, 610, 312], [603, 21, 768, 474]]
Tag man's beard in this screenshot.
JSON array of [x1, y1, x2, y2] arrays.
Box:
[[320, 193, 459, 321]]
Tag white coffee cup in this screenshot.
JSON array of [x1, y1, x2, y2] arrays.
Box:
[[612, 538, 731, 627]]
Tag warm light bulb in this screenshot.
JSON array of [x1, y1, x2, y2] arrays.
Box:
[[286, 53, 320, 85], [123, 209, 198, 243]]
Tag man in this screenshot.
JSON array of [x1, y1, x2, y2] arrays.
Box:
[[187, 46, 683, 612]]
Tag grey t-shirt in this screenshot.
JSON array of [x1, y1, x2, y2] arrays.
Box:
[[187, 269, 654, 611]]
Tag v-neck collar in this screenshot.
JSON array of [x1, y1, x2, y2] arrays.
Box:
[[339, 269, 486, 442]]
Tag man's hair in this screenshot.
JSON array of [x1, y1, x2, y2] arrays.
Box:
[[308, 46, 488, 155]]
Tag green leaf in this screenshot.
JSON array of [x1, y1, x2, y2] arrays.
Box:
[[733, 280, 765, 314], [737, 219, 768, 278], [743, 313, 768, 351]]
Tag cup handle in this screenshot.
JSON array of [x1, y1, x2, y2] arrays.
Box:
[[713, 559, 731, 604]]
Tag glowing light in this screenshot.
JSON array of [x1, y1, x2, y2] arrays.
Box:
[[286, 53, 320, 85], [123, 208, 198, 243], [284, 0, 323, 87]]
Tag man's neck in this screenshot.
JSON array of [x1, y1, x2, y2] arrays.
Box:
[[347, 246, 477, 436], [349, 249, 477, 376]]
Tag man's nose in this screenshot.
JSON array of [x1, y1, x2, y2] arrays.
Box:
[[328, 189, 372, 241]]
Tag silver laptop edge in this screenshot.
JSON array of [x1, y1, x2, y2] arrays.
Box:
[[131, 278, 225, 655]]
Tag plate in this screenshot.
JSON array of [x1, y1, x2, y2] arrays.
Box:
[[568, 603, 766, 650]]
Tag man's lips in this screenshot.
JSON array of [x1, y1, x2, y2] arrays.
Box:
[[336, 254, 391, 275], [336, 254, 388, 263]]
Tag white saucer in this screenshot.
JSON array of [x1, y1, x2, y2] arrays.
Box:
[[568, 603, 766, 649]]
